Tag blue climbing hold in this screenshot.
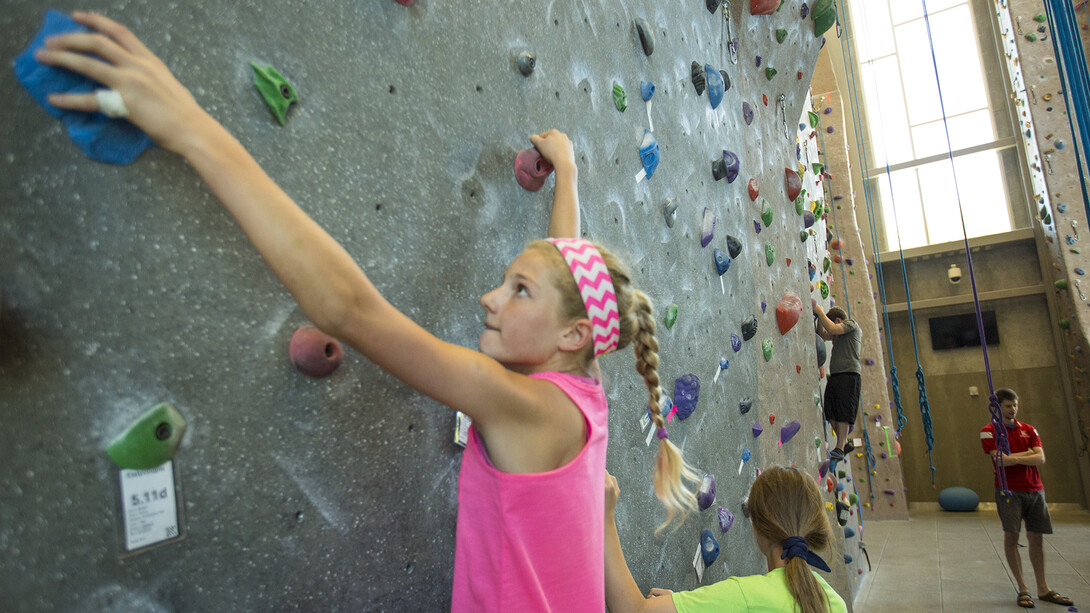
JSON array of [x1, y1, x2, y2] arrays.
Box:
[[705, 64, 725, 109], [1077, 268, 1086, 276], [714, 248, 732, 275], [641, 80, 655, 102], [844, 526, 856, 538], [844, 554, 853, 564], [701, 529, 720, 566], [742, 448, 752, 462], [639, 131, 660, 180]]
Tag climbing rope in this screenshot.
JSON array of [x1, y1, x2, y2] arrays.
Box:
[[1044, 0, 1090, 222], [918, 0, 1010, 492], [862, 417, 876, 503], [817, 129, 852, 320], [832, 0, 909, 436]]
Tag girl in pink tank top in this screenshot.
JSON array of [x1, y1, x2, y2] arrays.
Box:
[[33, 32, 700, 607]]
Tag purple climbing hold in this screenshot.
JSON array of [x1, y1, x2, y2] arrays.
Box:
[[779, 420, 801, 444], [845, 258, 853, 265], [881, 452, 889, 459], [514, 148, 555, 191], [701, 207, 716, 247], [752, 422, 763, 437], [743, 101, 755, 125], [726, 234, 743, 259], [865, 358, 875, 366], [754, 220, 762, 234], [755, 55, 762, 67], [803, 210, 816, 228], [826, 126, 835, 133], [723, 150, 740, 183], [824, 107, 833, 114], [290, 325, 345, 378], [697, 474, 717, 510], [819, 459, 830, 479], [884, 489, 896, 495], [761, 300, 767, 313], [718, 506, 735, 533], [800, 2, 810, 18], [833, 194, 844, 201], [731, 332, 742, 352], [673, 374, 701, 420]]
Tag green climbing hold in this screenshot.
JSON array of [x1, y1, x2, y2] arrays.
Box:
[[1033, 12, 1047, 22], [838, 469, 846, 478], [776, 28, 788, 43], [849, 493, 859, 505], [664, 303, 679, 329], [1025, 32, 1038, 42], [251, 62, 298, 126], [613, 83, 628, 111], [812, 162, 824, 174], [761, 201, 774, 226], [819, 280, 829, 299], [815, 437, 821, 448], [812, 0, 836, 37], [849, 269, 855, 275], [762, 338, 774, 361], [800, 230, 809, 243], [823, 257, 831, 273], [1059, 319, 1071, 330], [1043, 213, 1052, 225], [765, 66, 778, 81], [795, 196, 805, 215], [1071, 248, 1082, 255], [1055, 280, 1069, 290], [765, 243, 775, 266], [106, 402, 187, 470], [808, 110, 820, 129]]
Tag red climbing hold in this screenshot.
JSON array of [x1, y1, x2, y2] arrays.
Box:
[[290, 325, 344, 378], [796, 364, 802, 373], [785, 167, 802, 202], [785, 258, 792, 266], [750, 0, 779, 15], [514, 148, 555, 191], [769, 413, 776, 424], [776, 291, 803, 335], [833, 254, 842, 264], [762, 93, 769, 106], [829, 238, 841, 250], [748, 178, 760, 201]]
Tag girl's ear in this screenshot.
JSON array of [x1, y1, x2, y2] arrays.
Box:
[[559, 318, 594, 353]]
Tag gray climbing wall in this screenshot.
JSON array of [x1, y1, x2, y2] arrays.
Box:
[[1, 1, 852, 610]]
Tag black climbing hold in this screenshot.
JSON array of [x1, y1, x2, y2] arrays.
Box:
[[706, 0, 723, 13], [739, 397, 753, 415], [726, 235, 743, 259], [712, 157, 730, 181], [741, 315, 758, 340], [663, 198, 679, 228], [816, 333, 827, 367], [516, 52, 535, 76], [634, 18, 655, 56], [720, 70, 731, 92], [691, 61, 706, 95]]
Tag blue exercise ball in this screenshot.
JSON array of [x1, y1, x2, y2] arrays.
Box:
[[938, 486, 979, 512]]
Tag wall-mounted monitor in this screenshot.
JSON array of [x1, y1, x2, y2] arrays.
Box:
[[929, 311, 999, 350]]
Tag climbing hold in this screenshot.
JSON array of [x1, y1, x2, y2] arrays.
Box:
[[742, 316, 758, 340], [812, 162, 825, 174], [816, 333, 827, 367], [1077, 268, 1086, 276], [819, 459, 829, 479], [251, 62, 298, 126], [748, 178, 761, 201], [833, 254, 842, 264], [883, 489, 896, 495], [800, 230, 809, 242], [106, 402, 187, 470], [516, 52, 536, 76], [826, 126, 835, 134], [800, 2, 810, 18], [762, 94, 768, 106], [664, 304, 679, 329], [290, 325, 345, 378], [848, 493, 858, 505], [808, 262, 817, 281], [765, 243, 775, 266], [731, 332, 742, 352], [765, 67, 778, 81], [701, 207, 716, 247], [638, 130, 660, 179], [1033, 12, 1047, 22], [1055, 279, 1069, 290], [812, 0, 836, 36], [750, 0, 779, 15], [514, 148, 555, 192], [761, 202, 774, 227], [673, 374, 701, 420], [722, 151, 741, 183], [697, 474, 717, 510], [714, 248, 732, 275], [743, 101, 755, 125], [1055, 139, 1066, 150], [613, 83, 628, 111], [815, 436, 821, 448], [864, 358, 875, 366], [640, 80, 655, 102], [775, 28, 788, 43], [1025, 32, 1038, 41], [701, 529, 720, 567], [706, 0, 723, 12], [762, 338, 774, 361], [1058, 203, 1068, 213], [634, 17, 655, 56], [740, 397, 754, 415], [803, 210, 816, 228], [691, 61, 706, 95], [779, 420, 801, 444], [663, 198, 679, 228], [823, 256, 831, 272], [776, 291, 803, 334], [769, 413, 776, 425], [808, 110, 820, 128], [706, 64, 725, 109], [761, 300, 768, 314], [711, 155, 731, 182], [718, 507, 735, 533], [755, 55, 763, 67], [752, 421, 763, 437], [795, 196, 805, 216], [844, 526, 856, 538], [720, 70, 731, 92], [785, 168, 802, 202], [819, 280, 829, 299]]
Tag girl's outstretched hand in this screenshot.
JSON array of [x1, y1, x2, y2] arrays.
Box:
[[530, 129, 575, 171], [34, 11, 209, 154]]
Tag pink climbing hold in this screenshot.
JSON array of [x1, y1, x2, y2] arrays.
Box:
[[776, 291, 803, 335], [750, 0, 779, 15], [514, 148, 555, 191], [290, 325, 344, 378], [748, 178, 760, 201], [785, 167, 802, 202]]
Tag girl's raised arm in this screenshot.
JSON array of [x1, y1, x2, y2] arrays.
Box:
[[35, 12, 563, 430], [530, 130, 579, 239]]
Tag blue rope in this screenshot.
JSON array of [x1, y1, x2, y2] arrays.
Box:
[[832, 0, 909, 436], [1044, 0, 1090, 223], [862, 419, 876, 503]]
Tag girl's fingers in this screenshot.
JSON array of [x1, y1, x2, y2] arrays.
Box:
[[44, 32, 131, 67], [35, 47, 118, 85], [71, 11, 153, 57], [47, 92, 101, 113]]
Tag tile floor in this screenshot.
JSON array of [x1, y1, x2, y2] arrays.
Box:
[[853, 504, 1090, 612]]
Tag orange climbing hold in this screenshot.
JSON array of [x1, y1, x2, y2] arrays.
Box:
[[748, 178, 760, 201], [769, 413, 776, 424], [776, 291, 803, 334], [750, 0, 779, 14], [830, 238, 841, 250]]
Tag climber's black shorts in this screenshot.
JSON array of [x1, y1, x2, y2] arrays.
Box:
[[823, 372, 861, 423]]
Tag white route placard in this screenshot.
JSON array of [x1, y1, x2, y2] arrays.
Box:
[[119, 461, 180, 552]]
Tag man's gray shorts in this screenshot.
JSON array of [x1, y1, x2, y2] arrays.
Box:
[[995, 489, 1053, 534]]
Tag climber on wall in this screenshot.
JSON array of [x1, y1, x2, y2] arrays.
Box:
[[814, 304, 861, 461]]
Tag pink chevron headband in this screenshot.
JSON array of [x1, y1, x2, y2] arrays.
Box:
[[546, 238, 621, 357]]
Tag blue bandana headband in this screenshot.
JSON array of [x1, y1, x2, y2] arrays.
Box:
[[781, 536, 831, 573]]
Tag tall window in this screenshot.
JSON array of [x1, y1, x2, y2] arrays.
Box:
[[849, 0, 1025, 250]]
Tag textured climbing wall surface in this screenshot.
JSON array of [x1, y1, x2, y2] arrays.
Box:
[[810, 83, 910, 523], [0, 1, 864, 610], [1004, 0, 1090, 505]]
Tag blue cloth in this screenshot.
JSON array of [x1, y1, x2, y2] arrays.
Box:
[[14, 10, 153, 165], [781, 536, 832, 572]]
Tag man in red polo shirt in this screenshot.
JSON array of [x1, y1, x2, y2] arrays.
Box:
[[981, 388, 1073, 609]]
